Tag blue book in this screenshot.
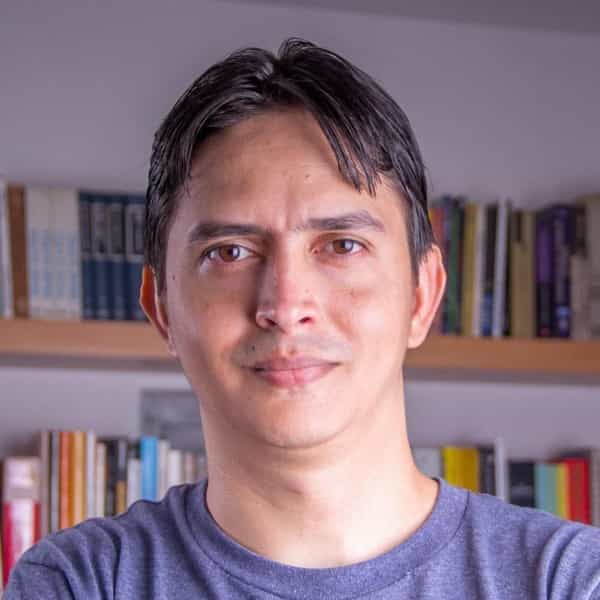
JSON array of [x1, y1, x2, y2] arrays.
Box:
[[90, 194, 112, 319], [78, 192, 96, 319], [107, 194, 127, 320], [550, 205, 574, 338], [140, 436, 158, 501], [124, 194, 146, 321], [534, 463, 558, 516]]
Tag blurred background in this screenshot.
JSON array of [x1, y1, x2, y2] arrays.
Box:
[[1, 1, 600, 578]]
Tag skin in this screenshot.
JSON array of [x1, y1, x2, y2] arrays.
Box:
[[141, 107, 447, 568]]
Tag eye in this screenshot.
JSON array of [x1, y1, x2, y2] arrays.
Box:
[[203, 244, 254, 263], [326, 238, 366, 255]]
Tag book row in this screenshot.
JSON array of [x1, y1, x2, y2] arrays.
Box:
[[413, 445, 600, 526], [429, 193, 600, 339], [1, 431, 206, 586], [0, 181, 146, 321]]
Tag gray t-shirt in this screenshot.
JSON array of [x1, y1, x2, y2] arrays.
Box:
[[5, 477, 600, 599]]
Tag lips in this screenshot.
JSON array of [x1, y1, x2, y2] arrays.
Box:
[[250, 356, 338, 388]]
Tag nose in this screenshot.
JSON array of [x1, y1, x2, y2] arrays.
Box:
[[254, 246, 319, 334]]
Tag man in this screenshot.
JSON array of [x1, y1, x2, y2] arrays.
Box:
[[6, 38, 600, 599]]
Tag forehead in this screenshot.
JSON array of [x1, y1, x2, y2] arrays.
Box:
[[178, 108, 404, 227]]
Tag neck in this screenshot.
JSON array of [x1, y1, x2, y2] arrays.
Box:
[[203, 389, 438, 568]]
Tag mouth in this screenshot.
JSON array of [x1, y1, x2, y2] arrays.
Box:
[[250, 363, 338, 388]]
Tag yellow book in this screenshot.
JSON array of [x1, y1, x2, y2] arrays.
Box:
[[70, 431, 87, 526], [555, 463, 569, 519], [461, 204, 477, 336], [442, 446, 480, 492]]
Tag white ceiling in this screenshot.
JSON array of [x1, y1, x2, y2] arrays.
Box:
[[230, 0, 600, 34]]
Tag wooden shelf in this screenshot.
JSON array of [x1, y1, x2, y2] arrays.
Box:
[[0, 318, 599, 376]]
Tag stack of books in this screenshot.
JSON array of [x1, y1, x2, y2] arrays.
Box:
[[429, 194, 600, 339], [1, 431, 206, 586], [0, 181, 146, 322]]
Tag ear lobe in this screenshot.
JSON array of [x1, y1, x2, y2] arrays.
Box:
[[407, 245, 447, 349], [139, 265, 178, 358]]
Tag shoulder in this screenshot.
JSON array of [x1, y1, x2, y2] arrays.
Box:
[[5, 483, 198, 598], [462, 488, 600, 597]]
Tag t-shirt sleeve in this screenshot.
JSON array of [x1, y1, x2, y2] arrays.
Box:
[[4, 560, 75, 599]]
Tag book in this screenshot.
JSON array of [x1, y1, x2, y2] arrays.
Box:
[[7, 184, 28, 318], [442, 446, 479, 492], [460, 203, 477, 337], [124, 194, 146, 321], [535, 209, 554, 337], [0, 179, 13, 318], [126, 441, 141, 507], [481, 204, 497, 337], [107, 195, 127, 320], [85, 431, 96, 520], [570, 203, 590, 339], [78, 192, 96, 320], [492, 200, 510, 337], [140, 436, 158, 501], [444, 197, 464, 334], [591, 449, 600, 527], [49, 431, 60, 533], [59, 431, 71, 530], [1, 457, 41, 587], [478, 446, 496, 495], [94, 442, 107, 518], [38, 431, 50, 537], [90, 194, 111, 320], [471, 203, 486, 337], [158, 438, 170, 500], [534, 463, 558, 515], [167, 449, 184, 490], [509, 461, 535, 507], [550, 205, 574, 338], [104, 438, 128, 516], [70, 431, 87, 526], [554, 462, 569, 519], [581, 194, 600, 337], [510, 210, 536, 338], [429, 205, 445, 335], [562, 456, 590, 524]]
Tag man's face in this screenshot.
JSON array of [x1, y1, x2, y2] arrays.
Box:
[[158, 108, 421, 451]]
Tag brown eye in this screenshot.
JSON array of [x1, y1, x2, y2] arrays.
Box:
[[205, 244, 251, 263], [330, 239, 362, 255]]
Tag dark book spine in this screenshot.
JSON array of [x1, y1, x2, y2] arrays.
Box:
[[551, 206, 573, 338], [90, 194, 112, 320], [446, 198, 464, 335], [115, 440, 128, 514], [535, 210, 554, 337], [124, 195, 146, 321], [479, 446, 496, 495], [104, 439, 118, 517], [78, 192, 95, 319], [509, 461, 535, 507], [107, 195, 127, 321], [481, 204, 497, 337]]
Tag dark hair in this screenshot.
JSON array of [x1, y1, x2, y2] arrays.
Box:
[[145, 37, 434, 293]]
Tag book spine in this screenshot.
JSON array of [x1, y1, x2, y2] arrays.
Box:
[[107, 195, 127, 320], [508, 461, 535, 507], [0, 180, 13, 318], [94, 442, 107, 518], [445, 198, 463, 334], [570, 204, 590, 340], [591, 449, 600, 526], [85, 431, 96, 520], [481, 204, 497, 337], [90, 194, 112, 320], [183, 452, 197, 484], [492, 200, 510, 338], [471, 204, 486, 337], [49, 431, 60, 533], [460, 204, 476, 336], [534, 463, 558, 515], [478, 446, 496, 495], [8, 185, 28, 317], [428, 205, 444, 334], [38, 431, 50, 537], [59, 431, 71, 529], [104, 440, 117, 516], [167, 449, 184, 489], [78, 192, 96, 319], [140, 436, 158, 500], [563, 457, 591, 524], [1, 457, 41, 587], [25, 186, 49, 319], [115, 439, 128, 514], [126, 441, 141, 507], [157, 439, 170, 499], [197, 453, 208, 481], [555, 462, 569, 519], [551, 206, 573, 338], [124, 194, 146, 321], [583, 196, 600, 337], [70, 431, 86, 526], [535, 210, 554, 337]]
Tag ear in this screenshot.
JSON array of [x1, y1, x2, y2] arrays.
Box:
[[407, 245, 446, 349], [140, 265, 178, 358]]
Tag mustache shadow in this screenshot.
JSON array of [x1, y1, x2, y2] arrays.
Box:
[[232, 334, 353, 367]]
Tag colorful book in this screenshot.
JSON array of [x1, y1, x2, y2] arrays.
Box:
[[94, 442, 107, 518], [140, 436, 158, 501], [492, 200, 510, 338], [562, 456, 591, 524], [59, 431, 72, 530], [550, 205, 574, 338], [7, 184, 28, 317], [555, 462, 569, 519], [104, 438, 128, 516], [85, 431, 96, 520], [481, 204, 497, 336], [70, 431, 87, 526], [534, 463, 558, 515], [442, 446, 479, 492], [1, 457, 41, 587], [471, 203, 487, 337]]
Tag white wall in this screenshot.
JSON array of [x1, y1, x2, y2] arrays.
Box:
[[1, 1, 599, 459]]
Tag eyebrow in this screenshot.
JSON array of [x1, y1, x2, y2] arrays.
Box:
[[186, 210, 386, 245]]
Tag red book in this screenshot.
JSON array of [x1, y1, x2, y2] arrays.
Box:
[[563, 457, 591, 524], [1, 457, 41, 587]]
